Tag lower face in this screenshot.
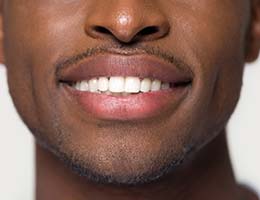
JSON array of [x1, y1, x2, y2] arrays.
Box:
[[4, 0, 250, 185]]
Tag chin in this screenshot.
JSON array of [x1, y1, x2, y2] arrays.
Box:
[[59, 150, 187, 186], [35, 128, 196, 187]]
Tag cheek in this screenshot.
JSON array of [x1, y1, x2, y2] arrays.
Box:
[[207, 59, 244, 130], [195, 11, 247, 128], [160, 1, 249, 138], [189, 7, 247, 132], [3, 2, 83, 133]]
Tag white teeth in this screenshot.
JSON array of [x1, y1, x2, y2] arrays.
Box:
[[151, 79, 161, 91], [109, 76, 125, 93], [161, 82, 170, 90], [73, 77, 171, 94], [140, 78, 152, 92], [98, 77, 109, 92], [89, 78, 98, 92], [75, 82, 81, 90], [79, 80, 89, 91], [125, 77, 141, 93]]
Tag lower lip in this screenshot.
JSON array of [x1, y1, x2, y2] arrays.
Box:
[[62, 85, 190, 121]]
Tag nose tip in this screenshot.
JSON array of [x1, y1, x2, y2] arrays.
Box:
[[84, 3, 170, 43]]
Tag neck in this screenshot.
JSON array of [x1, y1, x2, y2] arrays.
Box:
[[35, 131, 253, 200]]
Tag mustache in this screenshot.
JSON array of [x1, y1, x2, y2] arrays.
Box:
[[55, 44, 193, 75]]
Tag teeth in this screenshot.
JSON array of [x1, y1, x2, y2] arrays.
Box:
[[72, 77, 171, 94], [89, 78, 98, 92], [80, 80, 89, 91], [151, 79, 161, 91], [125, 77, 141, 93], [109, 76, 125, 93], [140, 78, 152, 92], [161, 82, 170, 90], [75, 82, 81, 90], [98, 77, 109, 92]]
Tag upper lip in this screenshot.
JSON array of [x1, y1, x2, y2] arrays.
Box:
[[57, 53, 193, 85]]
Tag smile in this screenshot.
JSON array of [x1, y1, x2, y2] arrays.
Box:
[[58, 53, 193, 121], [71, 76, 171, 95]]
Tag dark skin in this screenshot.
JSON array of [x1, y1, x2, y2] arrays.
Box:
[[0, 0, 260, 199]]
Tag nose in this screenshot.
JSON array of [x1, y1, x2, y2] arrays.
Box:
[[84, 1, 170, 43]]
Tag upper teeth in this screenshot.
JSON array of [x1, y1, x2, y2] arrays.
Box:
[[72, 76, 170, 94]]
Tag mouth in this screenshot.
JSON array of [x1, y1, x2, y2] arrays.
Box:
[[58, 53, 193, 121]]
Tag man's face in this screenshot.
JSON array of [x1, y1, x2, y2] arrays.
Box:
[[2, 0, 256, 185]]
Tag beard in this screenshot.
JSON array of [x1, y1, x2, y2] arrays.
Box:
[[32, 124, 196, 187]]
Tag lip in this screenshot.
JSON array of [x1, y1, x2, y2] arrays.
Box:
[[58, 54, 192, 83], [58, 53, 193, 121], [63, 85, 190, 121]]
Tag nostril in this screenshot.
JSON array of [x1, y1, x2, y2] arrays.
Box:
[[90, 25, 161, 43], [138, 26, 159, 36], [92, 26, 112, 35]]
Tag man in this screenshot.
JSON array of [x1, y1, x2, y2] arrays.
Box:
[[0, 0, 259, 199]]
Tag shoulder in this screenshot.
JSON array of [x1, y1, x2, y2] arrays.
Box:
[[239, 184, 259, 200]]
